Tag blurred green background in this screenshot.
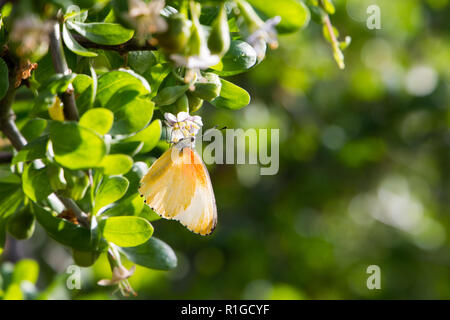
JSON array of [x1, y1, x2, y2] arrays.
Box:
[[2, 0, 450, 299]]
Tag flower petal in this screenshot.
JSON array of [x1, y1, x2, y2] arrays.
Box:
[[97, 279, 116, 286], [164, 112, 177, 125], [177, 112, 190, 122]]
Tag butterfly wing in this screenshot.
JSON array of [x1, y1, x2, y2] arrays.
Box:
[[139, 147, 217, 235]]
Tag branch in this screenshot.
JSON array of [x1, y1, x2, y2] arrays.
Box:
[[71, 33, 157, 53], [0, 60, 89, 228], [49, 22, 79, 121], [0, 65, 27, 150]]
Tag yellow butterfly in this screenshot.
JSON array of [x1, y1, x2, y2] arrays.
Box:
[[139, 113, 217, 235]]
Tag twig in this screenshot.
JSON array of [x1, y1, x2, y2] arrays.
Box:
[[49, 22, 79, 121], [71, 33, 157, 54], [320, 2, 345, 70], [55, 194, 89, 227], [322, 14, 338, 47]]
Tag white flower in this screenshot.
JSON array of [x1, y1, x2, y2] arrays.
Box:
[[98, 265, 137, 296], [246, 16, 281, 62], [164, 112, 203, 144], [170, 15, 219, 70], [170, 25, 220, 70], [10, 16, 51, 59], [127, 0, 167, 39], [98, 265, 136, 286], [170, 50, 220, 70]]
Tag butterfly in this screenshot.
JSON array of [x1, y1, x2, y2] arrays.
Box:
[[138, 112, 217, 235]]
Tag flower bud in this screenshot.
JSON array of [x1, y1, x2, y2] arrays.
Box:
[[156, 13, 191, 54], [236, 0, 264, 31], [191, 72, 222, 101], [207, 4, 230, 56]]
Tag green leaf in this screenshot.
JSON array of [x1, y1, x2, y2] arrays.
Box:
[[124, 161, 148, 197], [68, 21, 134, 45], [124, 119, 162, 153], [96, 70, 149, 106], [246, 0, 310, 33], [0, 223, 6, 255], [119, 237, 177, 270], [7, 205, 36, 240], [12, 259, 39, 284], [210, 40, 257, 76], [3, 283, 23, 300], [109, 93, 154, 135], [321, 0, 335, 15], [139, 205, 161, 222], [79, 108, 114, 135], [22, 163, 53, 202], [41, 73, 77, 94], [62, 23, 98, 57], [101, 216, 153, 247], [12, 135, 49, 164], [119, 68, 151, 93], [104, 193, 144, 217], [64, 8, 88, 23], [49, 121, 106, 170], [33, 204, 105, 251], [30, 73, 76, 116], [72, 249, 100, 267], [73, 74, 95, 113], [0, 187, 23, 220], [0, 167, 21, 184], [20, 119, 47, 141], [153, 84, 189, 107], [94, 176, 129, 214], [60, 170, 89, 201], [101, 161, 148, 218], [144, 63, 171, 98], [110, 141, 143, 156], [211, 79, 250, 110], [31, 91, 57, 116], [98, 154, 133, 176], [0, 57, 8, 100], [46, 164, 67, 191], [129, 51, 156, 74]]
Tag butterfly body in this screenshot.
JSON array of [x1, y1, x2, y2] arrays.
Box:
[[139, 145, 217, 235]]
